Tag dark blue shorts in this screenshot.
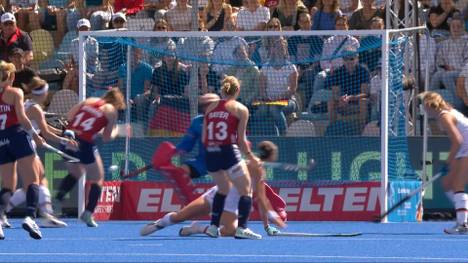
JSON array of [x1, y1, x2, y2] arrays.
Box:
[[0, 125, 35, 165], [62, 138, 98, 165], [205, 144, 242, 173], [184, 158, 207, 178]]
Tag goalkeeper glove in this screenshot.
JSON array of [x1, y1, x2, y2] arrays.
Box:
[[264, 224, 280, 236]]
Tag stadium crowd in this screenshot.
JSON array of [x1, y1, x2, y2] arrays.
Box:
[[0, 0, 467, 137]]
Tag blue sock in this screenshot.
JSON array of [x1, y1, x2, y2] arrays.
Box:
[[86, 184, 102, 213], [210, 192, 226, 227], [56, 174, 78, 201], [237, 195, 252, 229], [26, 184, 39, 218]]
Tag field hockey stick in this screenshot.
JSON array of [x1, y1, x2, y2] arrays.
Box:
[[375, 171, 445, 222], [120, 141, 176, 179], [42, 142, 80, 163], [263, 159, 316, 172], [272, 231, 362, 237]]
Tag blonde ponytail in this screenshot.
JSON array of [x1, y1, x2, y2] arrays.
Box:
[[221, 76, 240, 97]]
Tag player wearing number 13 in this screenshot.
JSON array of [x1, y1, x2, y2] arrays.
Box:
[[59, 88, 126, 227], [202, 76, 262, 239]]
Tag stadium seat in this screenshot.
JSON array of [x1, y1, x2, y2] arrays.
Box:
[[286, 120, 317, 137], [47, 89, 79, 116], [127, 18, 154, 31], [30, 29, 55, 65], [362, 121, 380, 136]]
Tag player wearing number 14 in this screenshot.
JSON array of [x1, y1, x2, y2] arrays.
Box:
[[202, 76, 262, 239], [56, 88, 126, 227]]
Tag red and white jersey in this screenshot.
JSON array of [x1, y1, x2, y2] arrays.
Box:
[[203, 100, 239, 147], [68, 99, 108, 143], [0, 88, 18, 130]]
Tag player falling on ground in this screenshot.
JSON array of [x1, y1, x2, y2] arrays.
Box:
[[152, 93, 223, 204], [4, 77, 73, 228], [420, 91, 468, 234], [0, 61, 45, 239], [202, 76, 262, 239], [53, 88, 126, 227], [140, 140, 287, 237]]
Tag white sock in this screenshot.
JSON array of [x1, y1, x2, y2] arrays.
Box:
[[158, 212, 175, 227], [454, 192, 468, 225], [445, 191, 455, 204], [39, 185, 53, 215], [7, 189, 26, 212]]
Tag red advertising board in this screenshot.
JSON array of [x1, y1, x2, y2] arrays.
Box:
[[93, 181, 381, 221]]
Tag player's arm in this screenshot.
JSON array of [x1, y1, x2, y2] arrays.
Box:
[[440, 113, 463, 166], [236, 104, 257, 162], [101, 106, 118, 143], [11, 89, 44, 146], [176, 117, 200, 153], [29, 105, 76, 147]]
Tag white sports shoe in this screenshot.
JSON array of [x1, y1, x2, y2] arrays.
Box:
[[234, 227, 262, 240], [204, 225, 220, 238], [444, 223, 468, 234], [22, 217, 42, 240], [140, 220, 165, 236], [179, 221, 206, 237], [80, 211, 98, 227], [0, 225, 4, 240], [0, 214, 11, 228], [40, 213, 68, 228]]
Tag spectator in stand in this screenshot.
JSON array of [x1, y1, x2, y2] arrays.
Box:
[[9, 48, 37, 89], [349, 0, 385, 30], [114, 0, 143, 16], [109, 11, 127, 28], [151, 42, 189, 98], [26, 0, 67, 46], [87, 0, 114, 30], [310, 0, 342, 30], [70, 18, 99, 74], [9, 0, 37, 32], [257, 17, 283, 64], [149, 18, 175, 67], [326, 48, 370, 126], [118, 48, 153, 132], [419, 0, 434, 25], [290, 12, 323, 104], [358, 17, 383, 73], [147, 0, 174, 20], [430, 14, 468, 111], [340, 0, 358, 17], [211, 18, 248, 76], [235, 0, 270, 31], [427, 0, 459, 38], [257, 37, 298, 135], [202, 0, 232, 31], [65, 18, 99, 95], [271, 0, 308, 31], [224, 44, 260, 107], [0, 13, 33, 63], [312, 15, 359, 94], [165, 0, 192, 31]]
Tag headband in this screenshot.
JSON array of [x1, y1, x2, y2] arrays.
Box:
[[31, 84, 49, 95]]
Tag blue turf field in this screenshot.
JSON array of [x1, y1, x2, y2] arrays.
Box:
[[1, 220, 468, 263]]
